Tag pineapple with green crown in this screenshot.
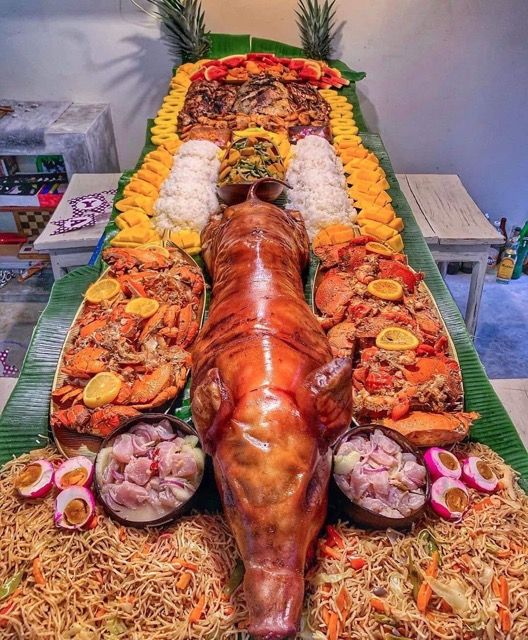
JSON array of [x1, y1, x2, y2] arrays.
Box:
[[296, 0, 337, 61], [146, 0, 210, 62]]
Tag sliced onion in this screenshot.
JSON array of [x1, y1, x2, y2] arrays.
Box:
[[362, 465, 389, 473], [112, 469, 125, 483], [423, 447, 461, 481], [430, 477, 469, 520], [14, 460, 54, 498], [54, 456, 94, 490], [54, 486, 96, 530], [461, 457, 498, 493]]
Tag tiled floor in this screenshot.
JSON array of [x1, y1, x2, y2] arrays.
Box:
[[491, 379, 528, 449], [0, 302, 46, 376], [446, 271, 528, 379]]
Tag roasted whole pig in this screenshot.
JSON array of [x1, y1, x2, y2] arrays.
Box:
[[191, 179, 353, 639]]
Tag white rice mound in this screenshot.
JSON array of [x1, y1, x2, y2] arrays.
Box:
[[153, 140, 220, 232], [286, 135, 357, 239]]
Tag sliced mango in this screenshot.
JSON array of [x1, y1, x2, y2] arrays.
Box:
[[337, 145, 369, 159], [136, 169, 165, 190], [143, 161, 170, 179], [349, 191, 378, 208], [115, 210, 152, 230], [110, 225, 161, 247], [386, 233, 404, 253], [349, 167, 386, 184], [145, 148, 174, 169], [360, 221, 396, 241], [343, 157, 379, 174], [357, 207, 395, 225], [313, 224, 356, 248], [170, 228, 201, 255], [373, 191, 393, 207], [124, 180, 158, 199], [161, 138, 183, 154], [115, 195, 156, 215], [360, 221, 381, 236], [388, 217, 405, 232], [312, 229, 331, 249], [352, 179, 390, 195]]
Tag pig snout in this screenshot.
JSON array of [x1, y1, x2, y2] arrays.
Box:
[[245, 565, 303, 640]]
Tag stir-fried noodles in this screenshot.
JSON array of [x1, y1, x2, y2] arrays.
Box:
[[0, 443, 527, 639]]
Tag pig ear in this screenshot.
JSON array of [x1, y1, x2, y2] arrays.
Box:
[[296, 358, 353, 443], [191, 368, 234, 454]]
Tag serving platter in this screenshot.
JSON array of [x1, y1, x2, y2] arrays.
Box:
[[50, 245, 206, 460], [311, 255, 464, 409]]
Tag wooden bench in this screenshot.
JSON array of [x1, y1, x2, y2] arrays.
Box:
[[396, 174, 502, 337]]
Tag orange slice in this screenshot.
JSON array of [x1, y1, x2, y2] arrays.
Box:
[[376, 326, 419, 351], [367, 279, 404, 301], [142, 243, 170, 257], [84, 278, 121, 303], [365, 241, 394, 257], [125, 297, 160, 318], [83, 372, 122, 409]]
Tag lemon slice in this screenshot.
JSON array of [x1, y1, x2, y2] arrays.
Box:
[[83, 372, 122, 409], [142, 243, 170, 257], [376, 326, 419, 351], [125, 297, 160, 318], [365, 241, 394, 257], [85, 278, 121, 303], [367, 279, 404, 301]]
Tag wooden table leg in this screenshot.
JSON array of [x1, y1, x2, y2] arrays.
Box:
[[465, 251, 488, 338], [49, 253, 68, 280], [438, 261, 449, 279]]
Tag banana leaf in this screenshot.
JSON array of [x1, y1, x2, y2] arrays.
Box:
[[209, 33, 251, 58], [1, 36, 526, 493], [0, 266, 101, 463]]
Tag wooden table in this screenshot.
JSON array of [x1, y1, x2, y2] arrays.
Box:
[[34, 173, 120, 279], [396, 174, 502, 337]]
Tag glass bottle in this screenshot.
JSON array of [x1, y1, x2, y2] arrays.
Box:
[[496, 242, 517, 284]]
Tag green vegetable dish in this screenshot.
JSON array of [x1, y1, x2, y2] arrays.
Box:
[[218, 136, 285, 185]]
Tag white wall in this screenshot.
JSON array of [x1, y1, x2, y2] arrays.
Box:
[[1, 0, 527, 225]]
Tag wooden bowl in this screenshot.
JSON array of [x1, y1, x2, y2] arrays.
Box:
[[94, 413, 204, 528], [217, 179, 285, 206], [330, 424, 431, 530]]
